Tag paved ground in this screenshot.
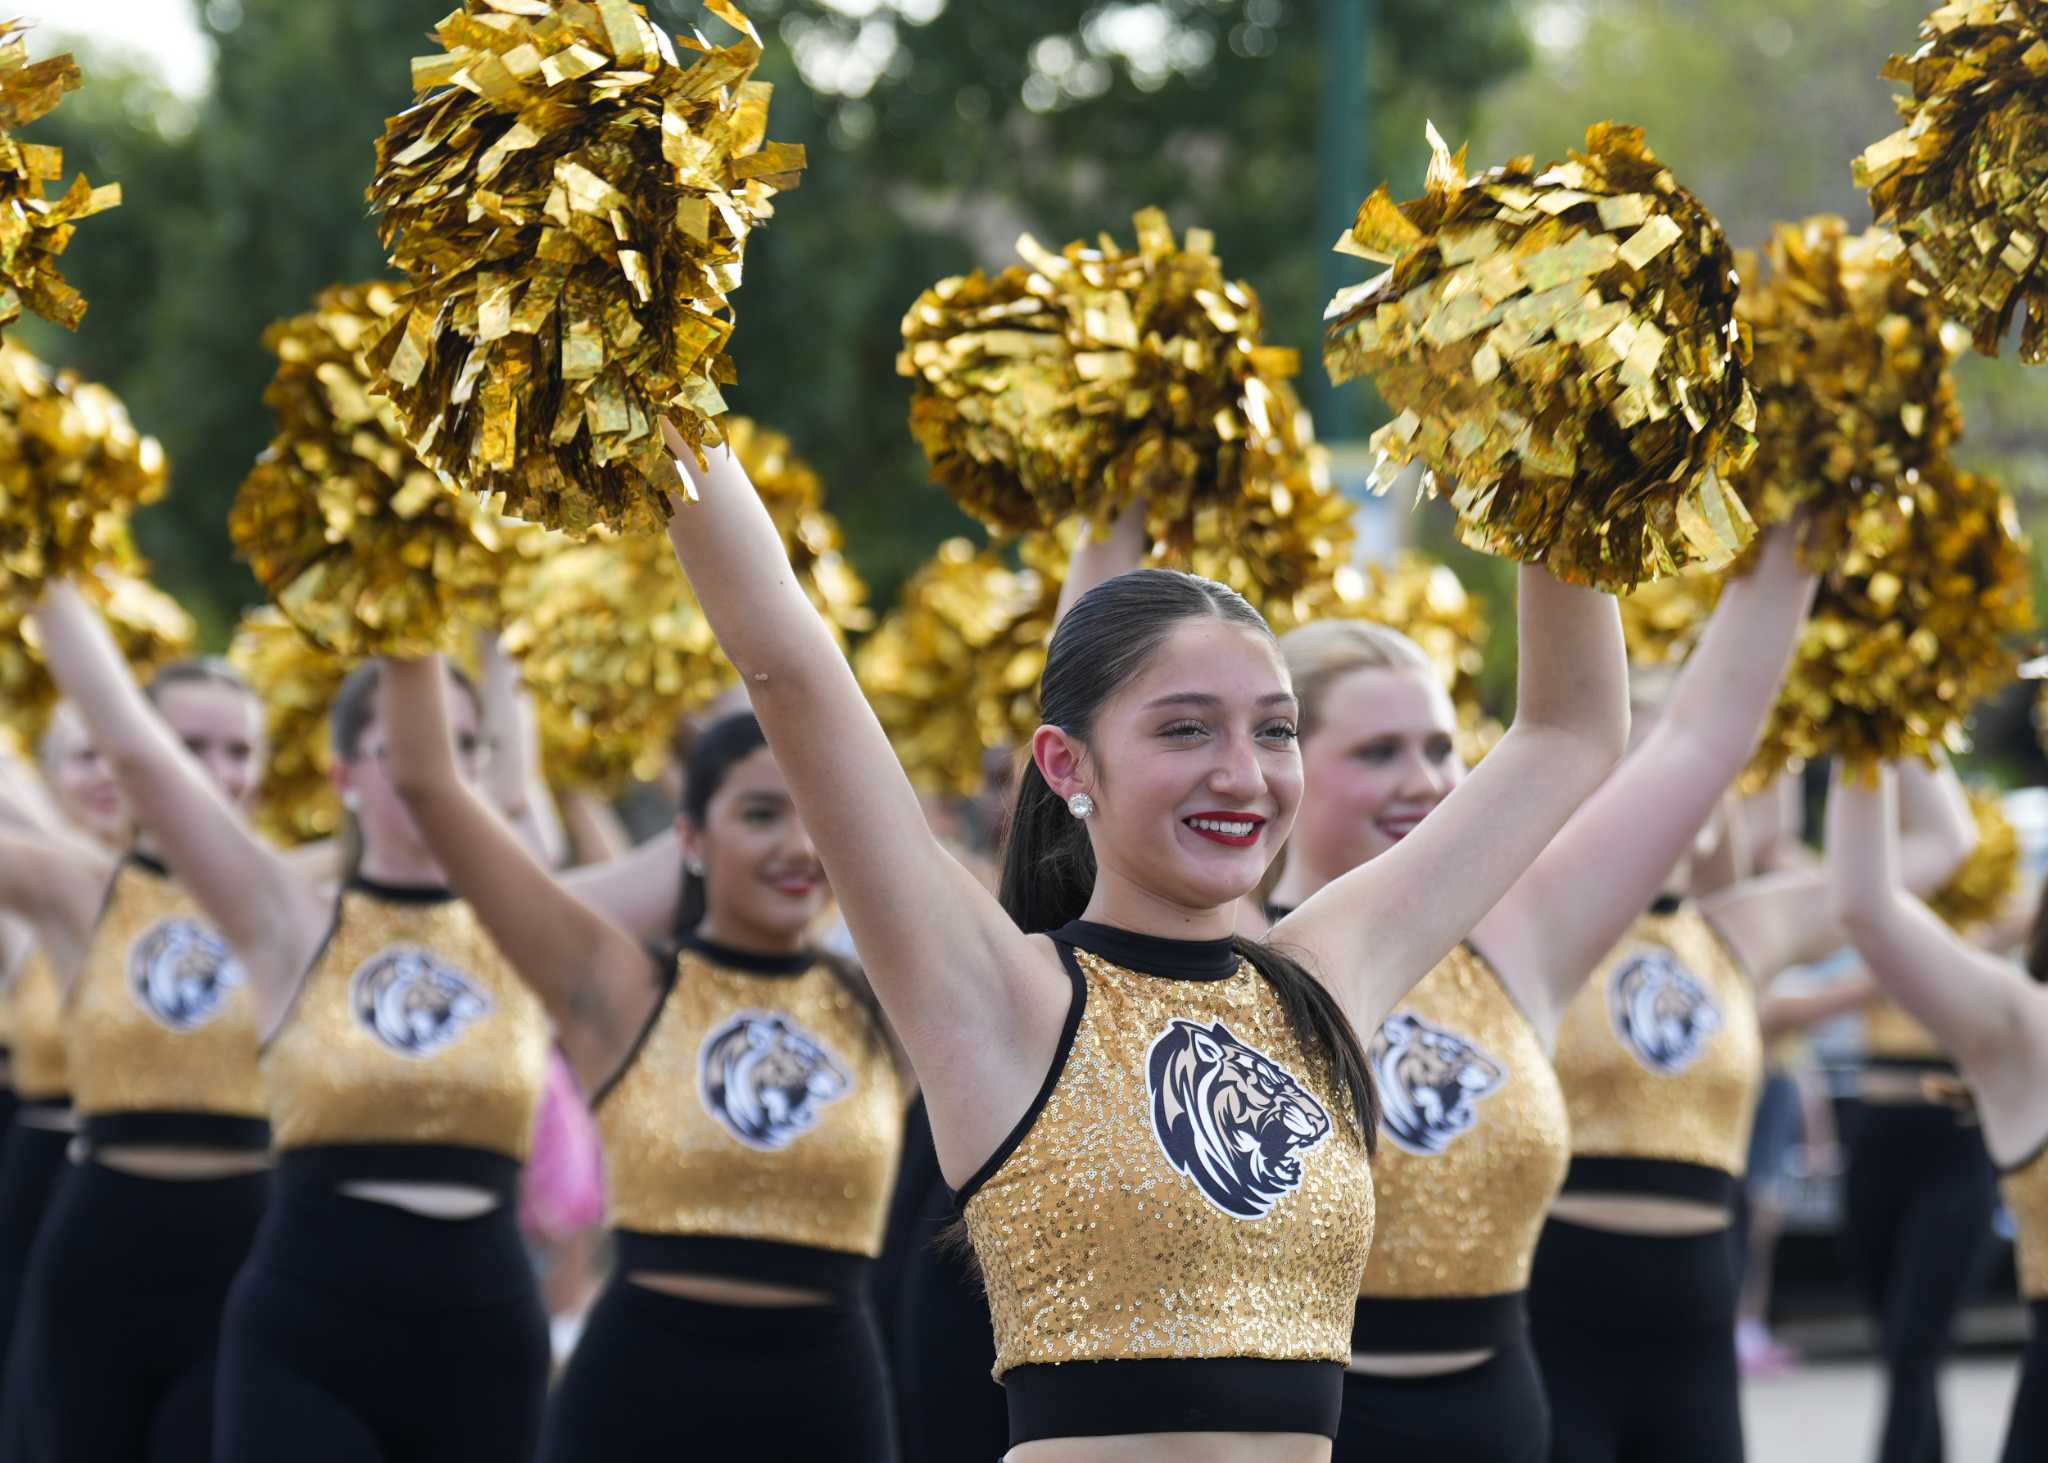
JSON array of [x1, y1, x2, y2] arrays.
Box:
[[1743, 1357, 2020, 1462]]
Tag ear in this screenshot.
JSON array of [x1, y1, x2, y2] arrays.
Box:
[[676, 814, 705, 872], [1030, 724, 1092, 803]]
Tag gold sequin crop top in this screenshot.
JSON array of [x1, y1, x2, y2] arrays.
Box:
[[1553, 899, 1762, 1207], [958, 922, 1374, 1446], [9, 947, 67, 1104], [593, 935, 905, 1297], [2002, 1135, 2048, 1301], [68, 855, 268, 1149], [1864, 997, 1950, 1070], [1354, 943, 1569, 1352], [263, 879, 550, 1197]]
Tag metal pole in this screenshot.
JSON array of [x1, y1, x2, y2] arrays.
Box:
[[1313, 0, 1371, 444]]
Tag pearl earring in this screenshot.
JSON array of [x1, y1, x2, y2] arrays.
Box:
[[1067, 792, 1095, 819], [685, 855, 706, 876], [341, 790, 362, 813]]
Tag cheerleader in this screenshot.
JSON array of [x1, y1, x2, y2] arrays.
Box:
[[0, 638, 272, 1462], [643, 425, 1626, 1458], [32, 583, 554, 1463], [1827, 763, 2048, 1463], [381, 669, 910, 1457]]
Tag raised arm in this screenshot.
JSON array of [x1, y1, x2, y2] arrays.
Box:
[[0, 826, 108, 985], [1893, 754, 1977, 896], [562, 827, 684, 944], [1759, 965, 1877, 1042], [1276, 562, 1630, 1030], [658, 427, 1062, 1177], [1825, 762, 2028, 1075], [0, 749, 68, 837], [476, 629, 569, 867], [380, 656, 657, 1092], [1472, 522, 1816, 1032], [1053, 503, 1148, 625], [32, 580, 320, 997]]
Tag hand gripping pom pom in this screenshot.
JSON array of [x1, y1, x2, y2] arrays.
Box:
[[226, 608, 352, 846], [1322, 123, 1758, 592], [0, 562, 192, 747], [1857, 0, 2048, 363], [899, 207, 1339, 597], [365, 0, 804, 536], [230, 281, 551, 658], [0, 22, 120, 338]]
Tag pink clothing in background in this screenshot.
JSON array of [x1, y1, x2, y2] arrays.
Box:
[[519, 1049, 606, 1241]]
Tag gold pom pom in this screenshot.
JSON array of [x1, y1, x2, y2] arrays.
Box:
[[230, 282, 546, 657], [0, 342, 166, 596], [0, 23, 120, 336], [900, 208, 1320, 558], [1857, 2, 2048, 362], [853, 538, 1036, 796], [1323, 123, 1758, 591], [1618, 568, 1724, 667], [501, 530, 724, 790], [1750, 464, 2034, 778], [365, 0, 804, 537], [226, 607, 350, 846], [1926, 786, 2022, 931], [1736, 215, 1968, 544], [0, 560, 193, 745], [723, 415, 871, 636]]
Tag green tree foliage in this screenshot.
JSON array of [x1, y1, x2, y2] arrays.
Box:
[[27, 0, 1526, 636]]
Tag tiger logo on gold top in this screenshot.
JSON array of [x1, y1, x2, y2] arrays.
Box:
[[1147, 1017, 1330, 1220], [350, 947, 493, 1059], [127, 918, 246, 1031], [1608, 947, 1722, 1076], [1372, 1011, 1505, 1157]]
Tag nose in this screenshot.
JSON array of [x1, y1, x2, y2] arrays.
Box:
[[1398, 750, 1453, 803], [781, 819, 820, 867], [1207, 730, 1265, 802]]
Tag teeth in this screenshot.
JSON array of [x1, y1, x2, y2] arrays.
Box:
[[1189, 817, 1255, 837]]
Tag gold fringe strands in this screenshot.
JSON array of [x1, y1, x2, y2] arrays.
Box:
[[853, 538, 1037, 797], [1736, 215, 1968, 553], [1857, 0, 2048, 362], [971, 529, 1072, 755], [1750, 463, 2034, 779], [0, 561, 193, 746], [1323, 123, 1758, 592], [0, 342, 164, 599], [723, 415, 871, 636], [1617, 568, 1724, 668], [230, 281, 549, 658], [899, 208, 1340, 589], [226, 608, 350, 846], [365, 0, 805, 537], [1927, 786, 2022, 930], [0, 22, 120, 337]]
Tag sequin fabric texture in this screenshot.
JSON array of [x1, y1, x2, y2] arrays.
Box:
[[1359, 943, 1568, 1301], [9, 947, 67, 1100], [1553, 906, 1763, 1177], [2002, 1142, 2048, 1300], [964, 949, 1373, 1373]]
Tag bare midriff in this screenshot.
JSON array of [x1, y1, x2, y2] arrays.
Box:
[[624, 1270, 836, 1307], [95, 1146, 273, 1180], [1348, 1348, 1494, 1377], [1548, 1191, 1730, 1235], [1008, 1433, 1330, 1463], [337, 1180, 502, 1219]]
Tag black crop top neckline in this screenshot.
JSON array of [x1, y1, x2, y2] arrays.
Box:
[[346, 875, 459, 905], [1051, 920, 1239, 982], [680, 931, 818, 978], [128, 849, 171, 879]]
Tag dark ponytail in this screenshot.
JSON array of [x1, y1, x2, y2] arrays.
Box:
[[676, 710, 890, 1050], [2027, 867, 2048, 985], [996, 568, 1380, 1151]]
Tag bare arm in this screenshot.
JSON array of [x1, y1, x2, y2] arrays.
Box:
[[1893, 754, 1975, 897], [476, 629, 568, 867], [659, 427, 1063, 1184], [1473, 522, 1816, 1034], [560, 788, 636, 867], [1759, 967, 1877, 1041], [1278, 563, 1630, 1030], [1053, 503, 1148, 626], [0, 827, 108, 985], [1825, 763, 2033, 1070], [32, 581, 320, 1001], [562, 827, 683, 945], [379, 656, 660, 1092], [0, 753, 68, 837]]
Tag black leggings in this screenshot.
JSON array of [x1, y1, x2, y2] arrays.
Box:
[[1840, 1101, 1998, 1463], [215, 1174, 549, 1463], [1528, 1216, 1743, 1463], [2004, 1302, 2048, 1463], [540, 1276, 897, 1460], [0, 1118, 73, 1432], [11, 1158, 268, 1462], [879, 1098, 1007, 1463], [1334, 1340, 1550, 1462]]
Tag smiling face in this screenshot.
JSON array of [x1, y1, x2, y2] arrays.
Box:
[[153, 680, 266, 812], [1290, 664, 1464, 882], [335, 679, 487, 872], [38, 701, 129, 844], [684, 745, 829, 949], [1041, 618, 1302, 918]]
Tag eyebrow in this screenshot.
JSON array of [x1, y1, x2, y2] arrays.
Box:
[[1141, 692, 1299, 711]]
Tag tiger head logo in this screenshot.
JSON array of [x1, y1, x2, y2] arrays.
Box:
[[699, 1011, 851, 1151], [1371, 1011, 1505, 1157], [1608, 947, 1722, 1075], [127, 918, 246, 1031], [350, 947, 492, 1059], [1147, 1018, 1331, 1220]]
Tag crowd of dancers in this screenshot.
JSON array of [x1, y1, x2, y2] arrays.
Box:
[[0, 447, 2039, 1463]]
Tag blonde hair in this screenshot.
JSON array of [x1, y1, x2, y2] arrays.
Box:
[[1279, 619, 1438, 740]]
